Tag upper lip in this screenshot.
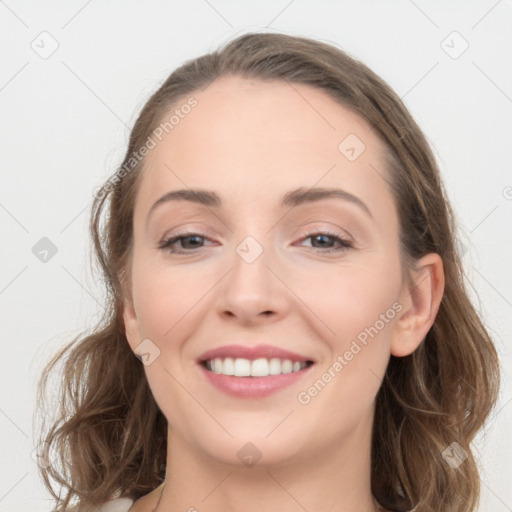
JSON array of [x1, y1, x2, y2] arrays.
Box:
[[198, 344, 314, 363]]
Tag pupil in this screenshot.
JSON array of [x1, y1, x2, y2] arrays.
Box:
[[184, 235, 202, 248], [314, 234, 331, 247]]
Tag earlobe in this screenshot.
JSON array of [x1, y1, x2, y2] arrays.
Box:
[[390, 253, 445, 357]]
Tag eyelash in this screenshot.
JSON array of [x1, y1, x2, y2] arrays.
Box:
[[158, 230, 353, 255]]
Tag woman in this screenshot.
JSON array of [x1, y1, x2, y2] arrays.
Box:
[[36, 32, 499, 512]]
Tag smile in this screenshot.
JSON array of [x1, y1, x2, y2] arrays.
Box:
[[197, 344, 316, 398], [203, 357, 313, 377]]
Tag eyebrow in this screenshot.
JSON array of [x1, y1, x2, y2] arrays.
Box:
[[146, 186, 373, 224]]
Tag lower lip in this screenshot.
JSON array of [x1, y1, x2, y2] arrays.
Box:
[[199, 363, 314, 398]]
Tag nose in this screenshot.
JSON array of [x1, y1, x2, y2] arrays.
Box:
[[215, 237, 289, 326]]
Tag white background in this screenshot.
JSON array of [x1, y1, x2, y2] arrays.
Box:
[[1, 1, 511, 511]]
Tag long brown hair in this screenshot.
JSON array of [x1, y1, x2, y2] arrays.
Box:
[[35, 32, 499, 512]]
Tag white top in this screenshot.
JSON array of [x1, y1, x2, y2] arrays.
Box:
[[68, 497, 134, 512], [98, 497, 134, 511]]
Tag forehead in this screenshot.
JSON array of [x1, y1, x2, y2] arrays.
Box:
[[135, 75, 395, 221]]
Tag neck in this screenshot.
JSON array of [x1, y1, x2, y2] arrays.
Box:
[[154, 421, 380, 512]]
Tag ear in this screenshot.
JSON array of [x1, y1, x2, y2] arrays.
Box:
[[391, 253, 445, 357], [122, 285, 141, 352]]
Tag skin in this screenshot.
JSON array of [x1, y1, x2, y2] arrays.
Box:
[[123, 75, 444, 512]]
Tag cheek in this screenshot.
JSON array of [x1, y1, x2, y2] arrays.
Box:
[[293, 258, 403, 348], [130, 259, 205, 426], [293, 259, 402, 424], [131, 256, 210, 340]]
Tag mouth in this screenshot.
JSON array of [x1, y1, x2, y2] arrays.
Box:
[[197, 344, 315, 398]]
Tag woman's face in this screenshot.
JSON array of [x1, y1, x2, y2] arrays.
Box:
[[124, 75, 411, 467]]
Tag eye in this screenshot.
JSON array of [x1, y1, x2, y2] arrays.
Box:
[[298, 231, 353, 253], [158, 233, 213, 254], [158, 230, 353, 255]]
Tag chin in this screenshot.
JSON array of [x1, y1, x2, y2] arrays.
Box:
[[187, 419, 307, 469]]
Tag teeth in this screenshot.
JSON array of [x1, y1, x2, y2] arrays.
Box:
[[223, 357, 234, 375], [281, 359, 293, 374], [205, 357, 309, 377], [234, 358, 251, 377], [213, 358, 223, 374], [251, 358, 269, 377], [269, 357, 281, 375]]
